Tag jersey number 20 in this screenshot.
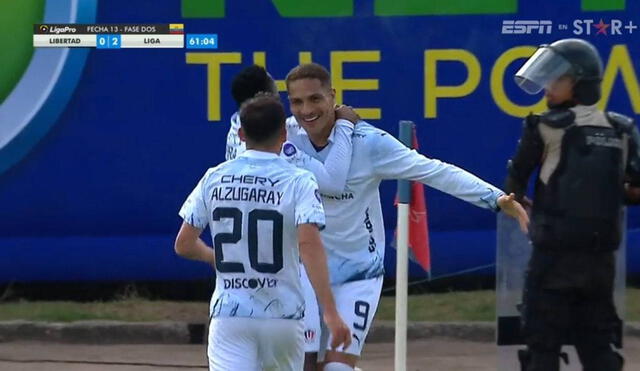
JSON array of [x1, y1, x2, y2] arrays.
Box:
[[212, 207, 283, 274]]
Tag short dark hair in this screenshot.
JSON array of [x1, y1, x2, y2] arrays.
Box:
[[231, 65, 275, 107], [239, 95, 285, 145], [285, 63, 331, 90]]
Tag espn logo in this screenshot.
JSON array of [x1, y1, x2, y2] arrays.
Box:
[[502, 20, 552, 34]]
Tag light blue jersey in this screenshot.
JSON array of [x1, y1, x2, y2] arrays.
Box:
[[288, 120, 505, 284], [226, 111, 354, 195], [179, 150, 325, 320], [225, 113, 245, 161]]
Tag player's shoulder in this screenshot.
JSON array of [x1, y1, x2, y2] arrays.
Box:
[[192, 164, 222, 188], [202, 160, 233, 178], [291, 164, 317, 182], [269, 149, 314, 179], [212, 155, 257, 175], [278, 161, 318, 189], [353, 121, 391, 141], [268, 162, 318, 196], [285, 115, 300, 132], [353, 122, 400, 157]]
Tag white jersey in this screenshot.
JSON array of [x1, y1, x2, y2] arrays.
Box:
[[225, 111, 354, 195], [179, 150, 325, 320], [288, 120, 505, 285], [225, 113, 246, 161]]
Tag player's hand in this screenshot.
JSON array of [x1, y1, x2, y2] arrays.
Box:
[[335, 104, 360, 124], [521, 195, 533, 212], [323, 309, 352, 351], [497, 193, 530, 234]]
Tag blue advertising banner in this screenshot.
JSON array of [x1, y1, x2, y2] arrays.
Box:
[[0, 0, 638, 281]]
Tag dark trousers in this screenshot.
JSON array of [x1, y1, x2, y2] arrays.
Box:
[[520, 248, 624, 371]]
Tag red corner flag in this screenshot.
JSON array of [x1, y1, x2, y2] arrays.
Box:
[[408, 130, 431, 273], [395, 128, 431, 273]]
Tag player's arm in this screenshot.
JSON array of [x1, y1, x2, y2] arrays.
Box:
[[282, 118, 354, 195], [298, 224, 350, 350], [371, 131, 505, 209], [298, 224, 337, 316], [371, 131, 529, 231], [175, 171, 215, 265], [294, 173, 351, 350], [225, 113, 245, 161], [174, 222, 215, 264]]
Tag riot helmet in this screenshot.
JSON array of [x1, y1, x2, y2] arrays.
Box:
[[515, 38, 603, 104]]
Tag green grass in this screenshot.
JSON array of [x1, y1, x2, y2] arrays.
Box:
[[376, 289, 640, 322], [0, 289, 637, 322], [0, 299, 208, 323], [377, 290, 497, 322]]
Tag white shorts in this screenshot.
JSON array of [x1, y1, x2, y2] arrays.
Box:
[[302, 269, 383, 356], [207, 317, 304, 371]]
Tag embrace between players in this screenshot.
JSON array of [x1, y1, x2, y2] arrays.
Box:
[[175, 62, 529, 371]]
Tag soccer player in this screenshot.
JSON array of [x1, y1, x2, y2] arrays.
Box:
[[284, 63, 529, 371], [225, 65, 277, 161], [175, 95, 351, 370], [226, 65, 357, 195]]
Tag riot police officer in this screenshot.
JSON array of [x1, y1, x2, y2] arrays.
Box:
[[505, 38, 640, 371]]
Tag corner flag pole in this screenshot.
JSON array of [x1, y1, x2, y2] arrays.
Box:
[[395, 120, 413, 371]]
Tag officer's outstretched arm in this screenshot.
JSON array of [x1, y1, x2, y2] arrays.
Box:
[[505, 114, 544, 202]]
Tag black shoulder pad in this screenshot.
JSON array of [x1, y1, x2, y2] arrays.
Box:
[[540, 108, 575, 128], [606, 111, 636, 134], [524, 113, 540, 129]]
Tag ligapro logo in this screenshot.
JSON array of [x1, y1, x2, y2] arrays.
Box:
[[502, 20, 553, 34], [0, 0, 96, 176], [49, 25, 77, 34]]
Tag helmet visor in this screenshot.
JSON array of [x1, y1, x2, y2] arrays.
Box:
[[514, 47, 573, 94]]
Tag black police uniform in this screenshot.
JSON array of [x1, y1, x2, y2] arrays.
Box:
[[506, 38, 640, 371], [506, 107, 640, 371]]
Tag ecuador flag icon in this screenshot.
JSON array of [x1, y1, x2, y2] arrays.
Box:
[[169, 23, 184, 34]]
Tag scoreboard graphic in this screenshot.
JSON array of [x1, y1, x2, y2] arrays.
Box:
[[33, 23, 217, 49]]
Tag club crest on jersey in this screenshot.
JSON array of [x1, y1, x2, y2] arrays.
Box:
[[304, 329, 316, 343], [283, 142, 297, 157]]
